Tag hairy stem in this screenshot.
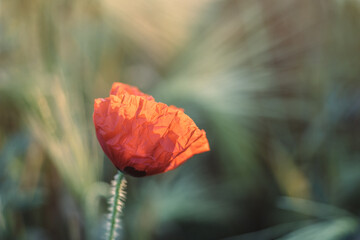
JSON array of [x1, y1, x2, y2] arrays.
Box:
[[107, 171, 126, 240]]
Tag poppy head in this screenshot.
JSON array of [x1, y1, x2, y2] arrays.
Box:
[[93, 82, 210, 177]]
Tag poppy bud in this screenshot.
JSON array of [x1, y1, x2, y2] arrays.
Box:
[[93, 82, 210, 177]]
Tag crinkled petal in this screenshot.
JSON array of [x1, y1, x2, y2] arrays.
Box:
[[110, 82, 154, 101], [93, 82, 210, 176]]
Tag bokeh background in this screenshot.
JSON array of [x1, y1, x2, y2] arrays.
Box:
[[1, 0, 360, 239]]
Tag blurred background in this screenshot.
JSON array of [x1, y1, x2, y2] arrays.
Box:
[[1, 0, 360, 239]]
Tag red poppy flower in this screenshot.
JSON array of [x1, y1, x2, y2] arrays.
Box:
[[93, 82, 210, 177]]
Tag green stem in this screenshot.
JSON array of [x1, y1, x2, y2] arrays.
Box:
[[107, 171, 124, 240]]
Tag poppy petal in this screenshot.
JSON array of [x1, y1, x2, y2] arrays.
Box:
[[93, 82, 210, 177]]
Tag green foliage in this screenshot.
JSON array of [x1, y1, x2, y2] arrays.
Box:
[[279, 218, 358, 240]]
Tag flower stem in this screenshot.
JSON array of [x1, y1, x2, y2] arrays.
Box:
[[107, 171, 126, 240]]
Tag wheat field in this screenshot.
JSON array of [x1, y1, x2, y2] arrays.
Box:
[[1, 0, 360, 239]]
